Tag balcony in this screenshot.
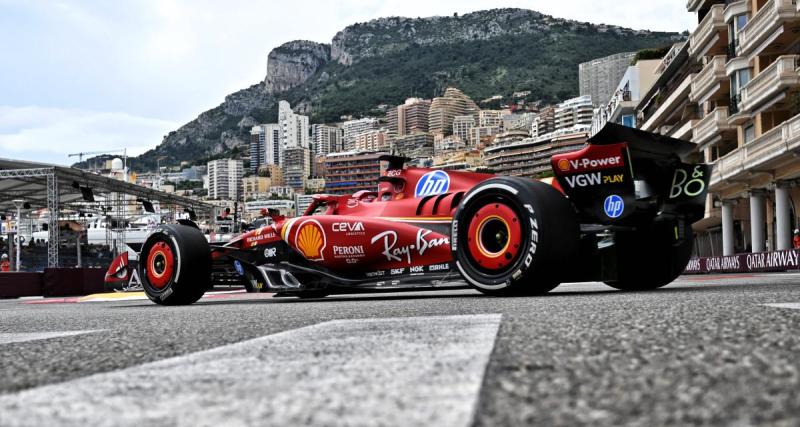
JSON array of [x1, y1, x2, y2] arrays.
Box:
[[693, 107, 734, 145], [687, 0, 712, 12], [738, 0, 800, 57], [711, 113, 800, 188], [690, 56, 728, 103], [739, 55, 800, 113], [689, 4, 727, 59], [640, 74, 695, 132]]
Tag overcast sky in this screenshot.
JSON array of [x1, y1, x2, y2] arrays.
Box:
[[0, 0, 697, 165]]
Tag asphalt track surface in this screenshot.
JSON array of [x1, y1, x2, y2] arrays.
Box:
[[1, 273, 799, 426]]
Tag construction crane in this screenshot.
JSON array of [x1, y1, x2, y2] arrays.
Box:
[[68, 149, 127, 163]]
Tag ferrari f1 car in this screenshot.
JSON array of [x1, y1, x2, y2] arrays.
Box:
[[116, 124, 710, 305]]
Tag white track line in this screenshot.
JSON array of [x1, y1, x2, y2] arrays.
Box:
[[0, 330, 102, 345], [0, 314, 502, 427], [763, 303, 800, 310]]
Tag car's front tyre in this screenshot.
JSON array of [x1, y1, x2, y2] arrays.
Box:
[[140, 225, 211, 305]]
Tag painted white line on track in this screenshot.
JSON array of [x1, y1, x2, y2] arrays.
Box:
[[0, 314, 502, 427], [0, 330, 102, 345], [763, 303, 800, 310]]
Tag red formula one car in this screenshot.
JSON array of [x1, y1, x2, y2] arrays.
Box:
[[114, 124, 710, 305]]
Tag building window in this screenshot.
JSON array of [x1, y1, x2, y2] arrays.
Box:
[[727, 14, 748, 59], [621, 115, 635, 128], [744, 123, 755, 144]]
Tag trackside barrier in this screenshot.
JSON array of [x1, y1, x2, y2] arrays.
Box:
[[0, 268, 105, 297], [685, 249, 800, 274]]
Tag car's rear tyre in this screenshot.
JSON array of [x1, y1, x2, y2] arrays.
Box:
[[452, 177, 580, 296], [140, 224, 211, 305], [605, 219, 693, 291]]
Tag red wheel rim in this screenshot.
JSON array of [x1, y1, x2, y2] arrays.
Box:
[[146, 241, 175, 289], [466, 203, 522, 271]]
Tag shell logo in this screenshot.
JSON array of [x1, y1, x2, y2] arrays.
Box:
[[294, 219, 326, 261], [557, 158, 570, 172]]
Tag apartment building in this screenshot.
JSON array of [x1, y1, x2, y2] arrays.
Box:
[[592, 59, 661, 134], [311, 124, 342, 156], [531, 106, 556, 138], [479, 110, 505, 128], [483, 128, 588, 179], [249, 124, 281, 172], [428, 87, 480, 136], [207, 159, 244, 200], [387, 98, 431, 136], [242, 176, 272, 201], [342, 118, 380, 151], [278, 101, 310, 151], [452, 115, 476, 147], [282, 147, 310, 192], [554, 95, 594, 130], [354, 128, 393, 152], [579, 52, 638, 106], [394, 132, 435, 162], [323, 151, 387, 195]]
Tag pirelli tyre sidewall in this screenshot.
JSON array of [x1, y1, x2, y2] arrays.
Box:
[[452, 176, 579, 295], [139, 224, 211, 305]]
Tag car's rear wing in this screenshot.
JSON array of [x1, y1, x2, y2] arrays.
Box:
[[552, 123, 709, 225]]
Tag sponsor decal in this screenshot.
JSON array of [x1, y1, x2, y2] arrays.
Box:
[[371, 229, 450, 264], [603, 195, 624, 219], [294, 219, 326, 261], [233, 260, 245, 276], [564, 172, 601, 188], [603, 174, 624, 184], [427, 263, 449, 272], [390, 268, 405, 275], [332, 221, 366, 235], [387, 169, 403, 177], [332, 245, 366, 264], [410, 265, 424, 274], [561, 155, 622, 173], [415, 170, 450, 197], [263, 247, 277, 258], [365, 270, 386, 278], [669, 165, 706, 199]]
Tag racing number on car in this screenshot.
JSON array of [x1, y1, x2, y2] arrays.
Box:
[[669, 166, 706, 198]]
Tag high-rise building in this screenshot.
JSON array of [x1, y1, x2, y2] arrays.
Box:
[[554, 95, 594, 131], [207, 159, 244, 200], [282, 147, 310, 192], [503, 112, 536, 132], [342, 118, 380, 151], [394, 132, 435, 162], [249, 124, 281, 172], [354, 129, 393, 152], [323, 151, 387, 195], [470, 126, 502, 148], [479, 110, 505, 128], [311, 124, 342, 156], [591, 58, 660, 135], [278, 100, 310, 151], [532, 107, 556, 138], [428, 87, 480, 136], [483, 129, 587, 178], [579, 52, 637, 106], [388, 98, 432, 136], [452, 115, 476, 147]]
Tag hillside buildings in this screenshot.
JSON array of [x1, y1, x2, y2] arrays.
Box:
[[249, 124, 281, 173], [452, 115, 476, 147], [342, 118, 381, 151], [592, 58, 661, 134], [207, 159, 244, 200], [278, 100, 310, 150], [323, 151, 387, 195], [429, 87, 480, 136], [354, 128, 393, 152], [394, 132, 435, 164], [579, 52, 637, 106], [554, 95, 594, 130], [387, 98, 431, 136], [311, 124, 343, 156], [282, 146, 310, 191]]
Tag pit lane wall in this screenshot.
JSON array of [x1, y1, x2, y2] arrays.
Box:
[[685, 249, 800, 274]]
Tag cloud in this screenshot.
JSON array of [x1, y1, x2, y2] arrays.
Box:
[[0, 106, 177, 165]]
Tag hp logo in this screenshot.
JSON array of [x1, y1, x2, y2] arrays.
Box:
[[415, 170, 450, 198], [603, 195, 624, 219]]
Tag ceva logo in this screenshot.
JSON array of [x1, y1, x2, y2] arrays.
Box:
[[415, 170, 450, 198]]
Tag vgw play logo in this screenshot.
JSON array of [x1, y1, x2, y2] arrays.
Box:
[[415, 170, 450, 197]]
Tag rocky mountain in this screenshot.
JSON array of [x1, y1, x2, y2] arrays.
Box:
[[130, 8, 685, 171]]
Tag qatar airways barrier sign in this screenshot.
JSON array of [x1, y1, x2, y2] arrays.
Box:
[[685, 249, 800, 274]]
